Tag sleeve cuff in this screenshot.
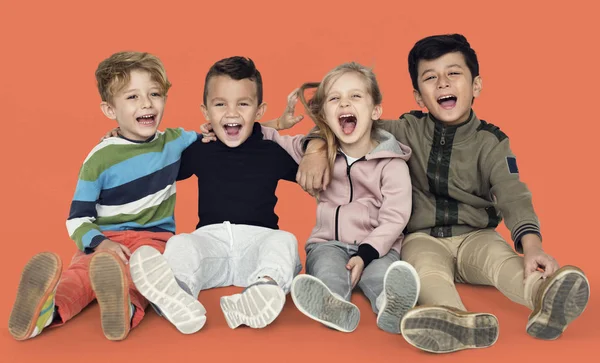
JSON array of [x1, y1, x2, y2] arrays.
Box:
[[352, 243, 380, 268], [512, 223, 542, 253], [84, 235, 108, 254]]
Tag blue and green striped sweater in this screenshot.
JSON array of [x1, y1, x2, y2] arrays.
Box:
[[66, 128, 197, 252]]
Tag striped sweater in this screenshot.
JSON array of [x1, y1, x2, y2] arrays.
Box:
[[66, 128, 197, 252]]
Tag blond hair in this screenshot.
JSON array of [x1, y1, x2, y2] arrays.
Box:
[[299, 62, 382, 168], [95, 51, 171, 103]]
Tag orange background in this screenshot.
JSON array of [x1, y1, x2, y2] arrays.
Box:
[[1, 0, 598, 362]]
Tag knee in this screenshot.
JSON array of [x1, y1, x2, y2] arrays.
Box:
[[164, 234, 195, 256]]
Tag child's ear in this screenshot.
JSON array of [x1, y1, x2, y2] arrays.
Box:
[[372, 104, 383, 120], [100, 102, 117, 120], [200, 104, 210, 120], [472, 76, 483, 98], [255, 103, 267, 121], [413, 90, 425, 108]]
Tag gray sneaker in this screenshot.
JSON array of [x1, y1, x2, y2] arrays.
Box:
[[129, 246, 206, 334], [376, 261, 420, 334], [290, 274, 360, 333], [527, 265, 590, 340], [220, 278, 286, 329]]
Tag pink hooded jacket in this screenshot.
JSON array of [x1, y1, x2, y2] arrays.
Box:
[[261, 126, 412, 266]]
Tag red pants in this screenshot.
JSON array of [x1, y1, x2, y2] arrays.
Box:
[[52, 230, 172, 329]]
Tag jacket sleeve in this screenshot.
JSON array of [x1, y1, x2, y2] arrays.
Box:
[[485, 138, 541, 253], [358, 158, 412, 265], [260, 125, 305, 163]]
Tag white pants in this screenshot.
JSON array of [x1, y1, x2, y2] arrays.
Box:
[[163, 222, 302, 297]]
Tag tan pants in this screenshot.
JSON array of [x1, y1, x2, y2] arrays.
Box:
[[401, 229, 543, 311]]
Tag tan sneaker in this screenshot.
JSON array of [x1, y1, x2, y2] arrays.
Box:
[[400, 306, 499, 353], [90, 251, 131, 341], [527, 265, 589, 340], [9, 252, 62, 340]]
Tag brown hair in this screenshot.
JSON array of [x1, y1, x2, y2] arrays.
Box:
[[95, 51, 171, 103], [203, 56, 263, 105], [298, 62, 382, 168]]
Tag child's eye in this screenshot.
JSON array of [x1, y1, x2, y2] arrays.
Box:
[[127, 95, 138, 100], [449, 72, 461, 76], [352, 94, 362, 98], [151, 92, 162, 97], [239, 102, 249, 107], [424, 76, 436, 81], [328, 96, 339, 102], [214, 103, 224, 107]]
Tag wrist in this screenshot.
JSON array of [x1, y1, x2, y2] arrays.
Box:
[[521, 233, 542, 254]]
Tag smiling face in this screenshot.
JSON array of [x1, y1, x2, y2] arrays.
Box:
[[201, 75, 266, 148], [414, 52, 482, 125], [322, 72, 382, 149], [101, 69, 166, 141]]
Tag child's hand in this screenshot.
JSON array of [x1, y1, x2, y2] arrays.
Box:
[[100, 127, 120, 141], [346, 256, 365, 288], [275, 88, 304, 131], [95, 239, 132, 264], [297, 139, 330, 197], [200, 122, 217, 143], [524, 249, 559, 279], [522, 234, 559, 279]]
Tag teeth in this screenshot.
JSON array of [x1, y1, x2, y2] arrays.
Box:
[[225, 123, 241, 127], [339, 114, 355, 118], [438, 95, 454, 101], [138, 115, 154, 119]]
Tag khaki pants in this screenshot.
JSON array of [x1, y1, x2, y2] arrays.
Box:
[[401, 229, 543, 311]]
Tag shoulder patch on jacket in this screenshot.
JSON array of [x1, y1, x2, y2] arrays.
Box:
[[400, 110, 425, 120], [506, 156, 519, 174], [477, 120, 508, 142]]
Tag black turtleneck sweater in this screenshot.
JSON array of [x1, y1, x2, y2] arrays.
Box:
[[177, 123, 299, 230]]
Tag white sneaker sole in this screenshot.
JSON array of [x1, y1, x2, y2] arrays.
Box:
[[220, 282, 285, 329], [129, 246, 206, 334]]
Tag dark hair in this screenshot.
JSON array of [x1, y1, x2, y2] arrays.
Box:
[[203, 56, 263, 105], [408, 34, 479, 91]]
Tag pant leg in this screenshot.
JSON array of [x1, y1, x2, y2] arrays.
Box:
[[52, 251, 96, 326], [456, 229, 543, 310], [357, 250, 400, 314], [304, 242, 353, 301], [401, 232, 466, 310], [162, 224, 233, 298], [231, 225, 302, 293], [107, 231, 171, 329]]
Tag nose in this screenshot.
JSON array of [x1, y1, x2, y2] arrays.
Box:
[[437, 75, 450, 89], [140, 95, 152, 108], [340, 96, 350, 108], [225, 104, 239, 117]]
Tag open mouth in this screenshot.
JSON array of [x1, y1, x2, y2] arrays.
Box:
[[437, 95, 457, 109], [223, 123, 242, 137], [338, 114, 357, 135], [136, 114, 156, 126]]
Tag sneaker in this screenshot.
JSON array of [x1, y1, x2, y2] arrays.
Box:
[[89, 251, 132, 341], [527, 265, 590, 340], [220, 278, 286, 329], [129, 246, 206, 334], [9, 252, 62, 340], [400, 306, 499, 353], [376, 261, 420, 334], [290, 274, 360, 332]]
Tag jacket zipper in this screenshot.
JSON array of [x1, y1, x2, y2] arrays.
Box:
[[335, 156, 365, 241], [435, 126, 449, 237]]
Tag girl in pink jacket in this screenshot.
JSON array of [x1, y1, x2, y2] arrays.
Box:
[[260, 62, 420, 334]]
